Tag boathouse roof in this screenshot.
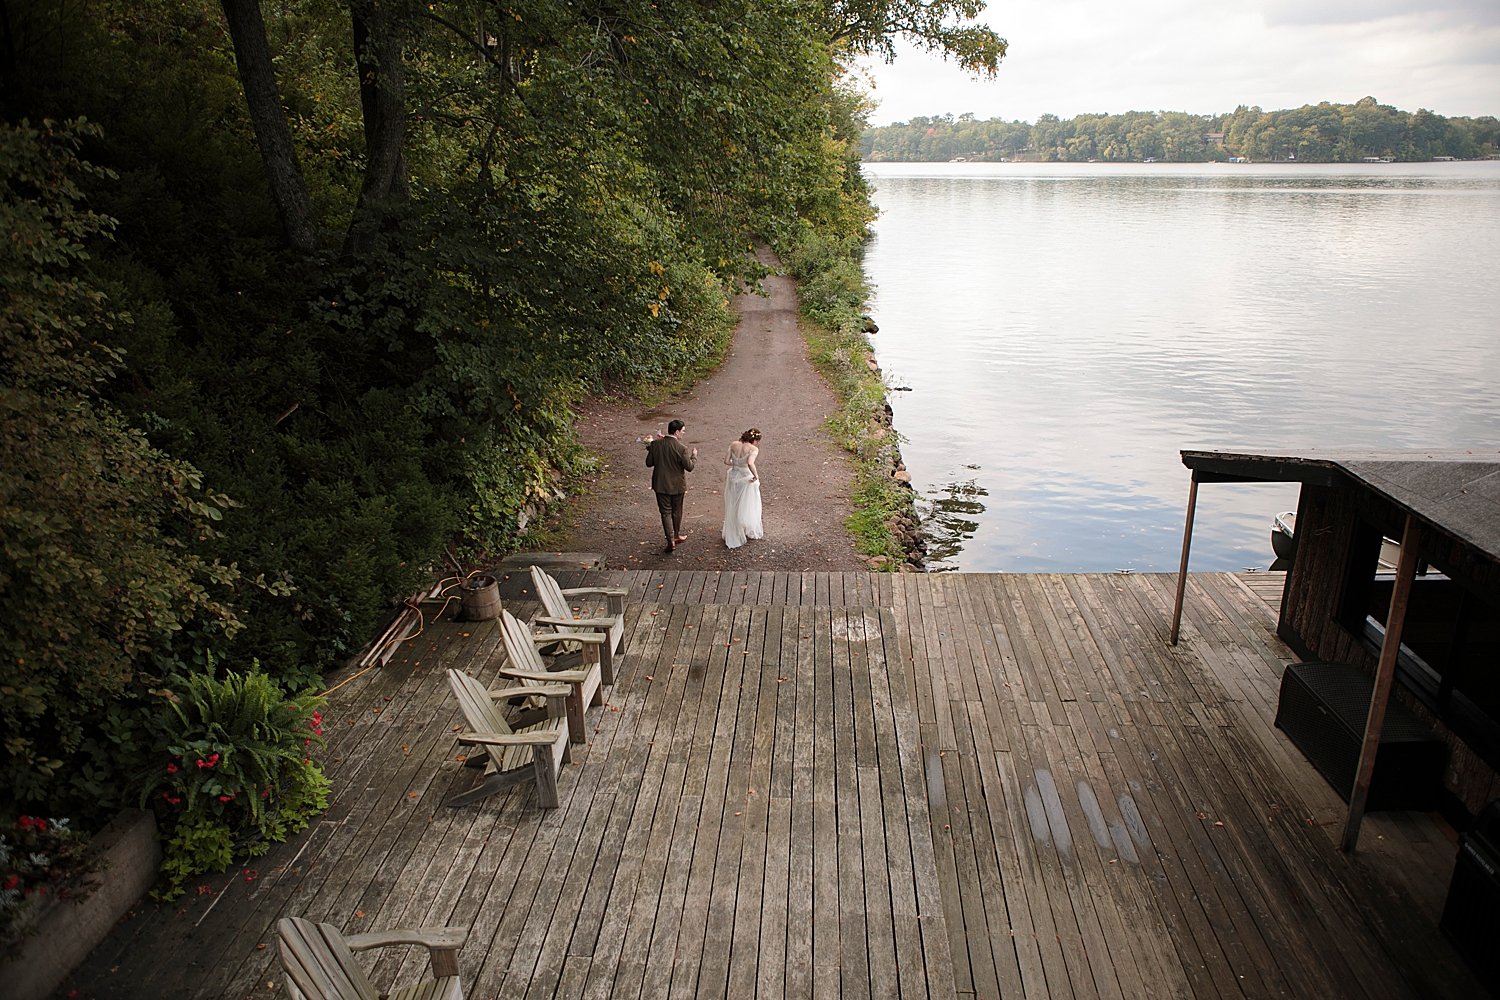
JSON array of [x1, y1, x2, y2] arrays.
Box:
[[1179, 448, 1500, 564]]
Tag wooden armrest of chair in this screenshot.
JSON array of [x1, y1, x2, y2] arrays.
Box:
[[343, 925, 466, 979], [486, 683, 571, 699], [534, 615, 616, 629], [559, 586, 627, 613], [559, 586, 628, 598], [459, 729, 566, 746], [500, 664, 594, 685], [527, 630, 604, 648], [343, 926, 467, 953]]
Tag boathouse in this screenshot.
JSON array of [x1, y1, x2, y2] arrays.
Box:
[[1174, 448, 1500, 825]]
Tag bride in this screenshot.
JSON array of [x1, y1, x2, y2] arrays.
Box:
[[722, 428, 764, 549]]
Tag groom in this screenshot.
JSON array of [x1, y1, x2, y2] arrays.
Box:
[[646, 419, 697, 553]]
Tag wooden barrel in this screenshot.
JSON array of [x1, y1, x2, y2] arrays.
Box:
[[460, 575, 501, 621]]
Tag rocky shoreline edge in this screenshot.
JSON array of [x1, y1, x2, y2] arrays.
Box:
[[861, 317, 930, 572]]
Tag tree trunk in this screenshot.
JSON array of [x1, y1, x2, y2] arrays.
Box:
[[351, 0, 408, 209], [219, 0, 318, 254]]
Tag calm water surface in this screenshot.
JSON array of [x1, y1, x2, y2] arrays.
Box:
[[862, 161, 1500, 572]]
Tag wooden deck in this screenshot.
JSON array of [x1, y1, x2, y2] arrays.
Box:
[[66, 570, 1486, 999]]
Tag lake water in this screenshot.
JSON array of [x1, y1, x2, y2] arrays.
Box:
[[861, 161, 1500, 572]]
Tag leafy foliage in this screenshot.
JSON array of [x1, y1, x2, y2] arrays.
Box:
[[0, 119, 240, 811], [0, 815, 104, 948], [864, 100, 1500, 163], [140, 669, 330, 900]]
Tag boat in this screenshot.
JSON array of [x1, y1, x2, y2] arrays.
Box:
[[1271, 510, 1400, 569], [1271, 511, 1297, 560]]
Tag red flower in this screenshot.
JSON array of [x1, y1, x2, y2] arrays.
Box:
[[166, 763, 179, 774], [218, 794, 234, 802], [4, 874, 19, 890], [34, 818, 46, 832], [196, 759, 208, 769], [17, 815, 35, 830]]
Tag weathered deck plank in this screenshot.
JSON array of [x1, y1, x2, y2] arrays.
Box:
[[62, 571, 1483, 1000]]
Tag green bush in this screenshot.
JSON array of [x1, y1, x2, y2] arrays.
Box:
[[140, 669, 330, 900], [0, 815, 104, 948], [0, 120, 241, 816]]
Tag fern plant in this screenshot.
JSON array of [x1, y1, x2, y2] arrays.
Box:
[[141, 669, 330, 899]]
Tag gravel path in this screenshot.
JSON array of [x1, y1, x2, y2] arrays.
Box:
[[555, 249, 867, 572]]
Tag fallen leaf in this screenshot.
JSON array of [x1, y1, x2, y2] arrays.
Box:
[[407, 791, 418, 799], [256, 943, 268, 951], [355, 910, 365, 918]]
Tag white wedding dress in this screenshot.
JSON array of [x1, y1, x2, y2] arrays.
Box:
[[722, 451, 764, 549]]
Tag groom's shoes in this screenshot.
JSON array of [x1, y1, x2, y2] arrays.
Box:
[[664, 541, 676, 554]]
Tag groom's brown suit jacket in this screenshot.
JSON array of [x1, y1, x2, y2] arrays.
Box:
[[646, 436, 695, 494]]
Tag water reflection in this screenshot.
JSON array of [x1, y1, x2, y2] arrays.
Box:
[[920, 474, 988, 572]]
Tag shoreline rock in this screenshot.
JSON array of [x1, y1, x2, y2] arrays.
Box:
[[866, 361, 929, 570]]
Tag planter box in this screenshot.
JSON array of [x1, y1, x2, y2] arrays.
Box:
[[0, 809, 161, 1000], [1274, 661, 1446, 811]]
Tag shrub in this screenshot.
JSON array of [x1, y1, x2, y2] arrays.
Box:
[[0, 119, 241, 815], [140, 669, 330, 900], [0, 815, 104, 948]]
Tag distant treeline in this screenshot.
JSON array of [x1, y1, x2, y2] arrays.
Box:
[[862, 97, 1500, 162]]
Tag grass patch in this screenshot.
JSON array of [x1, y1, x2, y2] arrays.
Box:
[[778, 224, 916, 566]]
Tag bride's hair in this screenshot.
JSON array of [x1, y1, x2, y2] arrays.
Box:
[[739, 428, 762, 443]]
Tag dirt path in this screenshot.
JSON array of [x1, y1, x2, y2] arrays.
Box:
[[555, 248, 866, 572]]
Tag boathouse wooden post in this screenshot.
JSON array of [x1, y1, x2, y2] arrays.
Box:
[[1169, 472, 1200, 646], [1340, 512, 1422, 852]]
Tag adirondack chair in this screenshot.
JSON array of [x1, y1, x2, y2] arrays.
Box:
[[497, 608, 604, 745], [529, 565, 628, 685], [276, 915, 466, 1000], [445, 668, 572, 808]]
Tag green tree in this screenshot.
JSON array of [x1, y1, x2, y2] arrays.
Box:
[[0, 119, 239, 810], [825, 0, 1007, 74]]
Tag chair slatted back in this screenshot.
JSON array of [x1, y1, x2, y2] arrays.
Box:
[[532, 566, 621, 659], [446, 669, 513, 738], [531, 565, 574, 622], [499, 608, 549, 672], [277, 917, 378, 1000]]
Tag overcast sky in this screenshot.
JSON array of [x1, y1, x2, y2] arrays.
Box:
[[856, 0, 1500, 125]]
